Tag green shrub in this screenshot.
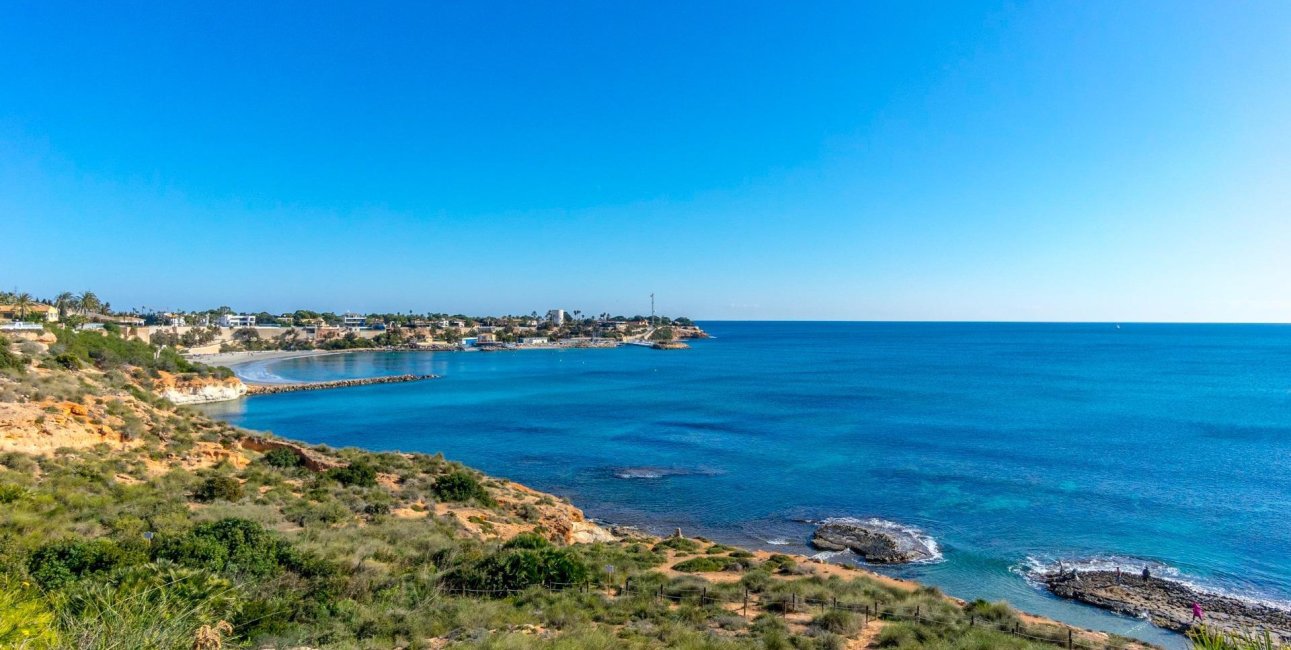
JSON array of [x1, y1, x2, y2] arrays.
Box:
[[0, 336, 25, 373], [52, 353, 83, 370], [28, 539, 128, 590], [653, 536, 701, 553], [504, 532, 552, 550], [261, 447, 303, 468], [456, 546, 593, 593], [153, 518, 287, 578], [672, 556, 739, 572], [811, 610, 860, 635], [328, 461, 378, 487], [0, 579, 58, 648], [433, 470, 492, 504], [764, 553, 797, 573], [193, 475, 244, 502], [0, 484, 29, 504]]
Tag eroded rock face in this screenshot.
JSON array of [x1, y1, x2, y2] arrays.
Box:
[[239, 436, 343, 472], [157, 373, 248, 404], [810, 520, 937, 564], [1043, 570, 1291, 642]]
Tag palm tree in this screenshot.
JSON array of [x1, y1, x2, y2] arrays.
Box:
[[53, 292, 75, 319], [14, 293, 34, 319], [79, 291, 101, 315]]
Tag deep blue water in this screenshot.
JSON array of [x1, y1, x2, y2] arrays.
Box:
[[200, 322, 1291, 647]]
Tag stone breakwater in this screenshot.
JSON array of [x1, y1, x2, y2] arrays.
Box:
[[1042, 570, 1291, 641], [246, 374, 438, 395]]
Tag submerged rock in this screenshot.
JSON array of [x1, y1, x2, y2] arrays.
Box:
[[810, 520, 937, 564], [1042, 570, 1291, 642]]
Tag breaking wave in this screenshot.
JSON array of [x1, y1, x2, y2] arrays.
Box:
[[820, 517, 944, 564]]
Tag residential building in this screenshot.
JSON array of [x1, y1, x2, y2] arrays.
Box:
[[218, 313, 257, 328], [0, 303, 59, 322], [342, 312, 366, 328], [547, 309, 566, 325]]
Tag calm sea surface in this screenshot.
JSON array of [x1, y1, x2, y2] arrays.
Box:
[[200, 322, 1291, 647]]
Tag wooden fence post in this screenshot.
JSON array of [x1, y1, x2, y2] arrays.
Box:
[[1067, 629, 1073, 649], [743, 588, 748, 617]]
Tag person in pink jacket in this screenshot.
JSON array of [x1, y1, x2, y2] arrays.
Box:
[[1191, 602, 1204, 624]]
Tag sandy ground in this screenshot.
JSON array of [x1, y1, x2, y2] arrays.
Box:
[[185, 349, 357, 369]]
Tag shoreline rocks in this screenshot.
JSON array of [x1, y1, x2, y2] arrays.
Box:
[[1042, 570, 1291, 642], [246, 374, 437, 395], [810, 520, 937, 564]]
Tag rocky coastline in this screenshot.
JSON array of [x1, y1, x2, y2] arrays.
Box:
[[1043, 569, 1291, 642], [810, 520, 938, 564], [245, 374, 438, 395]]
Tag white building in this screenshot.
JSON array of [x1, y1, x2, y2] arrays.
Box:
[[342, 312, 366, 328], [218, 313, 256, 328], [546, 309, 566, 325]]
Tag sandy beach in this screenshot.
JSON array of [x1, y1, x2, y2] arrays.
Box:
[[185, 349, 370, 380], [186, 348, 347, 368]]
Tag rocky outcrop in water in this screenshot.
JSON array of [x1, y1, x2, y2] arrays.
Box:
[[1043, 570, 1291, 642], [246, 374, 437, 395], [810, 520, 936, 564]]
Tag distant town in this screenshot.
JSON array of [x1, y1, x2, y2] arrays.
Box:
[[0, 290, 707, 354]]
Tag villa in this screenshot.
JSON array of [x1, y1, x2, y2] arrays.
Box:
[[0, 303, 59, 323], [218, 313, 257, 328]]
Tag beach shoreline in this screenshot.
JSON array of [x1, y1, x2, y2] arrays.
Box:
[[186, 348, 366, 371]]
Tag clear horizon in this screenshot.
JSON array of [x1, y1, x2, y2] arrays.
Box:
[[4, 2, 1289, 322]]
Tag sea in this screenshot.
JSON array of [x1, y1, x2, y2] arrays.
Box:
[[198, 322, 1291, 648]]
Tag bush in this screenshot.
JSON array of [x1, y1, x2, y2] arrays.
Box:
[[811, 610, 860, 635], [52, 353, 82, 370], [0, 579, 58, 648], [0, 336, 25, 373], [764, 553, 797, 573], [153, 518, 286, 578], [0, 484, 28, 504], [504, 532, 552, 550], [672, 556, 739, 572], [193, 475, 244, 502], [328, 461, 378, 487], [432, 470, 492, 504], [457, 546, 593, 593], [653, 536, 701, 553], [28, 539, 128, 590], [261, 447, 303, 469]]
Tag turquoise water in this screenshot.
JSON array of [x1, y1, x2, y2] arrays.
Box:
[[201, 322, 1291, 647]]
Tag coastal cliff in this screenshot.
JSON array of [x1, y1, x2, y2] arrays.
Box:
[[156, 371, 248, 404]]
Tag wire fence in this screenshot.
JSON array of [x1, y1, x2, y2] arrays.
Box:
[[438, 579, 1120, 650]]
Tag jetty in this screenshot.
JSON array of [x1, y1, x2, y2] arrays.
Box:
[[1042, 570, 1291, 642], [246, 374, 437, 395]]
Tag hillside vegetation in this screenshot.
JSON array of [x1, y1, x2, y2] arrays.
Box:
[[0, 329, 1160, 649]]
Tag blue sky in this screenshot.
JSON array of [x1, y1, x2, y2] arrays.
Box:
[[3, 2, 1289, 321]]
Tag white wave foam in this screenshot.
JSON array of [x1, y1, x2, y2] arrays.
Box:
[[820, 516, 944, 564], [765, 538, 793, 546], [811, 549, 852, 561], [1015, 554, 1291, 613], [235, 362, 293, 384]]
